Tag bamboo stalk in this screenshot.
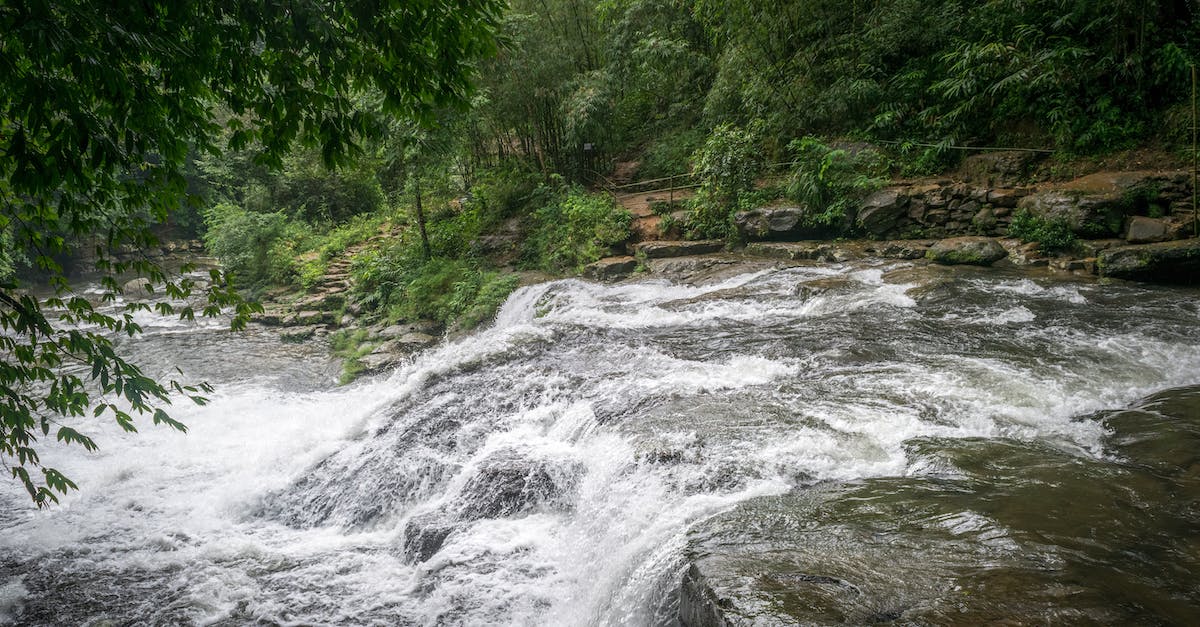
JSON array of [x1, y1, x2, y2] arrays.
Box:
[[1193, 65, 1197, 237]]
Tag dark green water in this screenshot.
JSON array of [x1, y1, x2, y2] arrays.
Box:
[[686, 385, 1200, 625]]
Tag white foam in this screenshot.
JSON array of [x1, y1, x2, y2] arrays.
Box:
[[4, 263, 1200, 625]]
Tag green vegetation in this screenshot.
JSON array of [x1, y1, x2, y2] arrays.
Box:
[[1008, 209, 1079, 253], [6, 0, 1197, 505], [786, 138, 889, 231], [687, 123, 765, 239], [330, 328, 378, 384], [525, 188, 633, 272], [353, 252, 518, 329], [0, 1, 502, 505]]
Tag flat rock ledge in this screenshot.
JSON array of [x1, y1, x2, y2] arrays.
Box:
[[634, 240, 725, 259], [1098, 238, 1200, 283], [925, 236, 1008, 266], [583, 255, 638, 280]]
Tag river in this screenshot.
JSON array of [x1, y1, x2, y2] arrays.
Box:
[[1, 260, 1198, 625]]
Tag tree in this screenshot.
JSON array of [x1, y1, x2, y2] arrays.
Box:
[[0, 0, 503, 505]]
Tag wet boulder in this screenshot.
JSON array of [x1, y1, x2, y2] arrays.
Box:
[[744, 241, 829, 261], [733, 206, 824, 240], [857, 189, 908, 236], [122, 277, 154, 298], [1097, 238, 1200, 283], [456, 449, 583, 520], [867, 240, 933, 260], [403, 511, 458, 563], [925, 237, 1008, 266], [401, 448, 584, 563], [584, 256, 638, 281]]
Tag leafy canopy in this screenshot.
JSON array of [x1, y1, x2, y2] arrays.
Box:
[[0, 0, 502, 505]]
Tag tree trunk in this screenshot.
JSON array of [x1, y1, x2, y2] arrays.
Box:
[[414, 172, 431, 260]]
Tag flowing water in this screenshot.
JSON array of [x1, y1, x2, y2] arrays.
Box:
[[1, 261, 1199, 625]]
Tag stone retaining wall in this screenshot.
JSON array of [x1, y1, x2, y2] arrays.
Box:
[[737, 170, 1194, 244]]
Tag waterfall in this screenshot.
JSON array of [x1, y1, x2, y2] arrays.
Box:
[[3, 262, 1200, 625]]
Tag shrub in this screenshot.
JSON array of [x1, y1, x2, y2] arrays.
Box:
[[203, 203, 311, 292], [786, 137, 889, 233], [351, 244, 520, 329], [524, 188, 632, 272], [1008, 209, 1077, 253], [274, 151, 385, 223], [686, 122, 765, 239], [471, 166, 545, 221], [637, 128, 707, 180]]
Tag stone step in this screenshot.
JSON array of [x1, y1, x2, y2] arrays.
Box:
[[583, 256, 638, 280], [633, 240, 724, 259]]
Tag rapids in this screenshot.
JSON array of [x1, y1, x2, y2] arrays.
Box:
[[2, 260, 1199, 625]]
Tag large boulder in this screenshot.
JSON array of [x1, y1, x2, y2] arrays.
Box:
[[1017, 171, 1177, 237], [400, 448, 584, 563], [959, 150, 1043, 185], [1098, 239, 1200, 283], [583, 256, 638, 280], [1017, 190, 1126, 236], [1124, 216, 1181, 244], [857, 189, 908, 236], [733, 206, 804, 240], [395, 332, 437, 349], [985, 188, 1031, 208], [122, 277, 154, 298], [926, 237, 1008, 266], [378, 320, 441, 339]]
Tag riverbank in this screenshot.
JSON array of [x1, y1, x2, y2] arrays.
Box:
[[230, 150, 1198, 384]]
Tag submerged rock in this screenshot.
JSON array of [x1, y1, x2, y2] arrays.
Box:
[[1097, 238, 1200, 283], [682, 395, 1200, 627], [403, 511, 457, 563], [401, 448, 584, 563], [925, 237, 1007, 266], [457, 450, 582, 520]]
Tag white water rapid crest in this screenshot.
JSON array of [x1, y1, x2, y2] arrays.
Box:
[[3, 261, 1200, 625]]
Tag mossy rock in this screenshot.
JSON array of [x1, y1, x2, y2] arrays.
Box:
[[1097, 239, 1200, 283], [926, 237, 1008, 266]]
